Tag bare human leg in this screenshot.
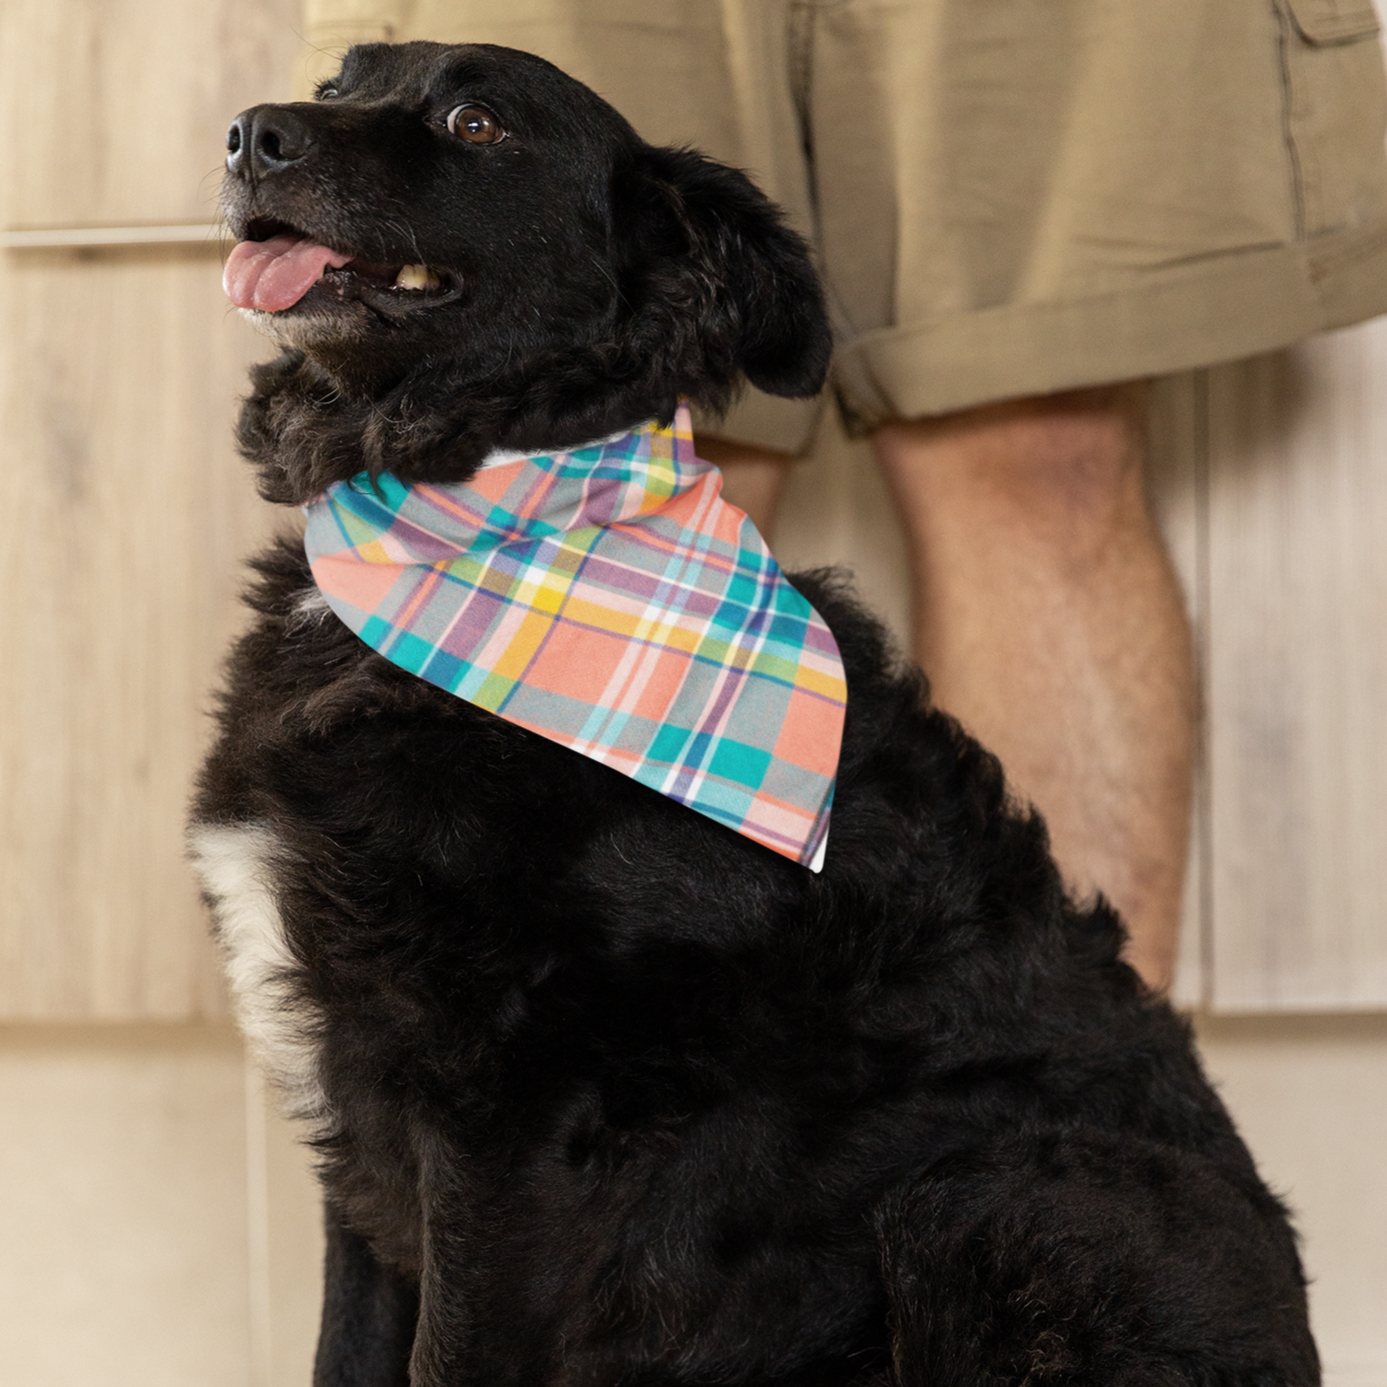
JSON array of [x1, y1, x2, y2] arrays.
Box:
[[697, 384, 1194, 992], [873, 386, 1194, 991]]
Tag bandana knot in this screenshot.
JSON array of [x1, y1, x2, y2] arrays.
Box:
[[302, 405, 846, 869]]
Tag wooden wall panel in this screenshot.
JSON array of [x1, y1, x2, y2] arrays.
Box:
[[1205, 326, 1387, 1009], [0, 0, 301, 229], [5, 0, 1384, 1023], [0, 0, 305, 1018], [0, 248, 279, 1017]]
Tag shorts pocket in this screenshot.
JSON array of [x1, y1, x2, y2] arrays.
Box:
[[1283, 0, 1381, 44]]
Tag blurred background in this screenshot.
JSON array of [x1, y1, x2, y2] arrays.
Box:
[[2, 2, 1387, 1384]]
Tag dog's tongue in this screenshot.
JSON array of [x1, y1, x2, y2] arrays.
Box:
[[223, 235, 353, 312]]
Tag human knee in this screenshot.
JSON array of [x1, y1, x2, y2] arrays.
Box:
[[878, 384, 1153, 555]]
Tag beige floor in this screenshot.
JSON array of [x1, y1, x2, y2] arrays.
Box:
[[0, 1026, 253, 1387], [0, 1017, 1384, 1387], [0, 1025, 321, 1387], [1196, 1015, 1387, 1387]]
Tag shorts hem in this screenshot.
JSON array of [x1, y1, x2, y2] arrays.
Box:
[[834, 218, 1387, 423]]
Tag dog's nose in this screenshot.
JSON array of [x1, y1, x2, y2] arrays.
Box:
[[226, 105, 315, 178]]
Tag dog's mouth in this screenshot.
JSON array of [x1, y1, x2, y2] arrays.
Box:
[[224, 219, 460, 315]]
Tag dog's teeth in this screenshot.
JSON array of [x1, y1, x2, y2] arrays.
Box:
[[395, 264, 440, 291]]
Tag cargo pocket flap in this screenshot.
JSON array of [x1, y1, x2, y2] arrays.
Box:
[[1284, 0, 1381, 44]]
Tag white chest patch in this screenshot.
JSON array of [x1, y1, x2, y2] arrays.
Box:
[[188, 821, 326, 1122], [290, 584, 332, 626]]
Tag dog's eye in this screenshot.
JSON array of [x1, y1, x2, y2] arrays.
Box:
[[315, 84, 340, 101], [447, 105, 504, 145]]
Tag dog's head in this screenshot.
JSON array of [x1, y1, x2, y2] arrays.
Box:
[[223, 41, 831, 502]]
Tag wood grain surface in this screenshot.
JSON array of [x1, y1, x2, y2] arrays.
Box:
[[6, 0, 1387, 1018], [0, 248, 282, 1017], [0, 0, 300, 230], [1205, 329, 1387, 1010], [0, 0, 303, 1018]]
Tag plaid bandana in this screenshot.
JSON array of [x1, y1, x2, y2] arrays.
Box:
[[302, 405, 846, 869]]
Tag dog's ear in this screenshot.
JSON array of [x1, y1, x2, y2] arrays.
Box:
[[613, 146, 832, 403]]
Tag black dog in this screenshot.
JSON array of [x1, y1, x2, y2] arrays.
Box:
[[191, 41, 1318, 1387]]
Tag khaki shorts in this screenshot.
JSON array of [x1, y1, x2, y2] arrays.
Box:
[[304, 0, 1387, 453]]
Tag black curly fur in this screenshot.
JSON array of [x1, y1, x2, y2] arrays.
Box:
[[226, 43, 829, 503], [193, 40, 1319, 1387]]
